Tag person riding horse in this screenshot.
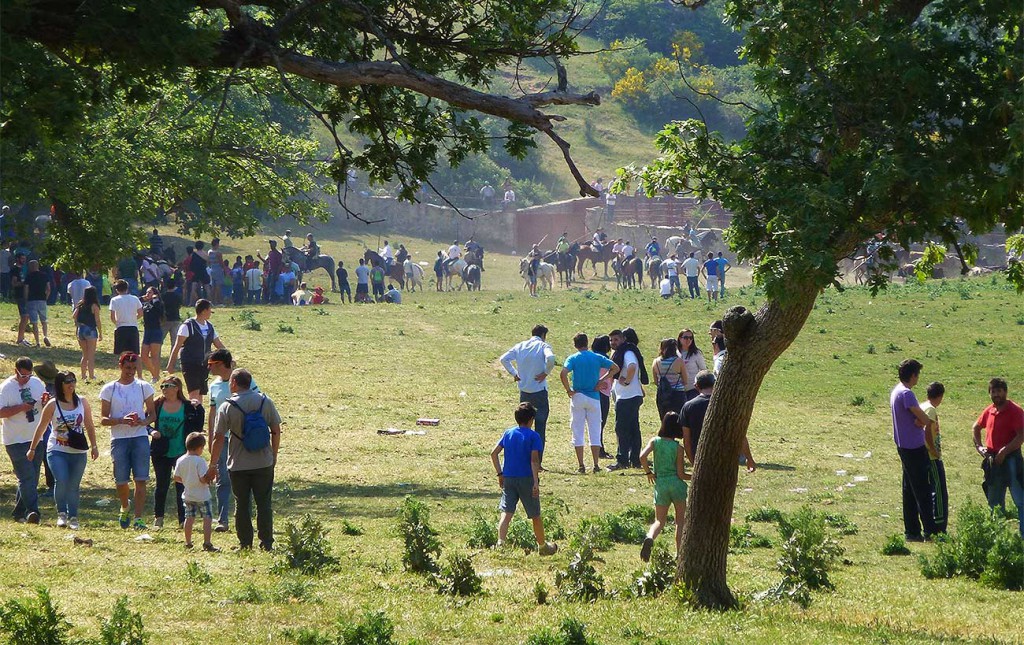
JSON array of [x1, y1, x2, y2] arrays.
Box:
[[300, 233, 319, 271], [379, 240, 395, 271], [396, 244, 409, 266], [592, 228, 608, 251], [646, 236, 661, 259], [466, 238, 485, 270]]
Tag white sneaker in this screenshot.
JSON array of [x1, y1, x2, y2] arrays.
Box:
[[56, 512, 67, 528], [154, 517, 164, 529], [68, 517, 80, 530]]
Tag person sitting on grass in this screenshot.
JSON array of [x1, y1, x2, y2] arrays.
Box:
[[173, 432, 219, 551], [489, 402, 558, 555], [637, 411, 691, 562]]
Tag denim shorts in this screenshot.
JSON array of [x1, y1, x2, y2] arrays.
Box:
[[111, 435, 150, 484], [142, 327, 165, 345], [185, 500, 213, 519], [500, 476, 540, 518], [26, 300, 47, 323], [77, 324, 98, 340]]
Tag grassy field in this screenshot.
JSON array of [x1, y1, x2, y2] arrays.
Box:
[[1, 232, 1022, 644]]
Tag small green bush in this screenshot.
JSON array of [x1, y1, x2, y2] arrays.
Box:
[[466, 512, 498, 549], [0, 588, 74, 645], [341, 520, 364, 536], [880, 534, 911, 556], [542, 505, 567, 541], [920, 501, 1023, 589], [554, 541, 605, 602], [745, 506, 784, 523], [628, 544, 676, 598], [569, 512, 646, 552], [275, 514, 340, 575], [285, 610, 396, 645], [185, 560, 212, 585], [99, 596, 148, 645], [524, 617, 599, 645], [979, 529, 1024, 590], [729, 524, 773, 551], [399, 496, 442, 574], [277, 323, 295, 333], [620, 504, 656, 524], [433, 553, 483, 597], [533, 581, 549, 605], [508, 516, 539, 551], [238, 310, 262, 331], [776, 507, 844, 592], [823, 512, 859, 535]]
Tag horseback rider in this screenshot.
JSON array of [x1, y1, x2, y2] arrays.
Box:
[[592, 228, 608, 250], [621, 239, 635, 261], [646, 236, 661, 259], [466, 238, 484, 271], [443, 240, 461, 274], [396, 243, 409, 266], [300, 233, 319, 271], [556, 234, 570, 254], [380, 240, 395, 271], [282, 229, 295, 250]]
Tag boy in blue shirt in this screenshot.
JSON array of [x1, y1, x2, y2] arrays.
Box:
[[701, 252, 719, 302], [489, 403, 558, 555]]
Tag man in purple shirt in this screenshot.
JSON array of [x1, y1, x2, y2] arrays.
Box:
[[890, 359, 939, 540]]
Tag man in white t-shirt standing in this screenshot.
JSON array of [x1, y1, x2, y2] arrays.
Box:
[[109, 279, 143, 356], [166, 299, 226, 400], [608, 329, 645, 471], [1, 357, 47, 523], [67, 274, 91, 308], [681, 252, 701, 299], [100, 352, 156, 529], [663, 254, 680, 295]]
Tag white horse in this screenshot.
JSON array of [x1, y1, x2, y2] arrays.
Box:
[[444, 258, 467, 290], [403, 259, 424, 292], [519, 258, 555, 290]]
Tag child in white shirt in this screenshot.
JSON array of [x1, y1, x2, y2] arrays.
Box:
[[173, 432, 219, 551]]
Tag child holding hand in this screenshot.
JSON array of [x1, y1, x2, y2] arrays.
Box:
[[173, 432, 219, 551]]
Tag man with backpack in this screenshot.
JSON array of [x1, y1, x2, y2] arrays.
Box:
[[209, 369, 281, 551]]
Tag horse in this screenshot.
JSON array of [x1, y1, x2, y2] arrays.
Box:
[[462, 264, 481, 291], [363, 249, 405, 289], [645, 256, 662, 289], [519, 258, 555, 290], [403, 259, 425, 292], [576, 242, 614, 277], [284, 246, 337, 291], [543, 249, 576, 287], [617, 256, 643, 289], [444, 258, 467, 290]]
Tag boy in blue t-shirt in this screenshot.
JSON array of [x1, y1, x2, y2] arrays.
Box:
[[489, 402, 558, 555]]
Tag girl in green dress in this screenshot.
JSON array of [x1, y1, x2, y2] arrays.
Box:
[[638, 411, 691, 561]]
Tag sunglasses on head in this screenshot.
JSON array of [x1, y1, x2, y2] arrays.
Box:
[[120, 355, 139, 364], [64, 377, 77, 383]]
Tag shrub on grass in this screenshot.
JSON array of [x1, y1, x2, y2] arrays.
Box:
[[275, 514, 340, 575], [745, 506, 784, 523], [524, 617, 599, 645], [919, 501, 1022, 589], [568, 512, 646, 552], [533, 581, 549, 605], [238, 310, 262, 331], [399, 496, 441, 574], [285, 610, 396, 645], [466, 512, 498, 549], [729, 524, 773, 551], [823, 512, 859, 535], [99, 596, 148, 645], [554, 541, 605, 602], [433, 553, 483, 597], [341, 520, 364, 536], [185, 561, 212, 585], [628, 544, 676, 598], [880, 534, 911, 556], [0, 588, 74, 645], [776, 507, 844, 593], [508, 516, 539, 551]]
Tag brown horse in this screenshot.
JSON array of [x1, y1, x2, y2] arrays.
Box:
[[615, 256, 644, 289], [576, 242, 615, 277], [363, 249, 405, 288]]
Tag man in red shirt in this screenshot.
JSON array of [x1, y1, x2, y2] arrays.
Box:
[[972, 377, 1024, 536]]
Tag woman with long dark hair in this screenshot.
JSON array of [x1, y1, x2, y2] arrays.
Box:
[[591, 335, 614, 460], [651, 338, 689, 419], [26, 371, 98, 529], [676, 328, 707, 402], [149, 374, 205, 528], [72, 286, 102, 381], [140, 286, 165, 383]]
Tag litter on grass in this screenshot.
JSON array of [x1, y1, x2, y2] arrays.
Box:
[[853, 475, 869, 482], [134, 534, 153, 542], [416, 418, 440, 426], [836, 470, 848, 476], [377, 428, 427, 436]]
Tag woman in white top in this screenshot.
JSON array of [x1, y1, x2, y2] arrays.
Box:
[[26, 371, 98, 529], [676, 329, 707, 402]]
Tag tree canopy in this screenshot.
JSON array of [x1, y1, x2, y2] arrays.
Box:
[[1, 0, 601, 266]]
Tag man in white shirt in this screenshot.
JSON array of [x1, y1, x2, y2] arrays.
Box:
[[67, 274, 91, 308], [500, 325, 556, 463], [166, 299, 227, 399], [100, 352, 156, 529], [621, 241, 635, 260], [663, 254, 680, 295], [447, 241, 462, 260], [681, 252, 701, 299], [612, 239, 623, 257], [608, 329, 645, 471], [605, 192, 617, 221], [109, 279, 143, 355], [1, 357, 47, 523], [245, 261, 263, 304], [659, 277, 673, 298], [140, 256, 161, 289]]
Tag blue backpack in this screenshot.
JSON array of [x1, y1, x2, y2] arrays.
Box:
[[227, 395, 270, 451]]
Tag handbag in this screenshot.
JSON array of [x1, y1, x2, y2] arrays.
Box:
[[149, 401, 170, 458], [55, 403, 89, 451]]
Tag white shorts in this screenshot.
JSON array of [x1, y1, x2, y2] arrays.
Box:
[[570, 393, 602, 448], [706, 276, 719, 291]]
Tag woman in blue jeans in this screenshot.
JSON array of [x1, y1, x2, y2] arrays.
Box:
[[26, 371, 98, 530], [150, 375, 205, 528]]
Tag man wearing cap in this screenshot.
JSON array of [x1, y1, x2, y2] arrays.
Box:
[[166, 299, 226, 400], [100, 352, 156, 529], [1, 357, 47, 523]]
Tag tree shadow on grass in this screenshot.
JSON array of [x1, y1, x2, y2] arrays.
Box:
[[275, 478, 495, 519], [0, 342, 122, 372]]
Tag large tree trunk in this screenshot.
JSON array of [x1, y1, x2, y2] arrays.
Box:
[[678, 283, 820, 608]]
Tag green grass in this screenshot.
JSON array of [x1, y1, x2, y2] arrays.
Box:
[[1, 234, 1021, 643]]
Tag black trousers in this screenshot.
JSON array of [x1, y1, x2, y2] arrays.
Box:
[[152, 455, 185, 524], [614, 396, 644, 467], [897, 446, 937, 538], [230, 466, 275, 549], [519, 390, 549, 455]]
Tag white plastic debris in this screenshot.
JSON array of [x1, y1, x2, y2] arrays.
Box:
[[459, 390, 467, 398], [479, 569, 513, 578], [134, 533, 153, 542], [789, 487, 809, 493], [863, 451, 872, 459], [836, 470, 847, 476], [95, 498, 111, 507], [838, 453, 854, 458], [853, 475, 869, 482]]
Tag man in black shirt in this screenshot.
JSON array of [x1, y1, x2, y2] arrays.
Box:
[[335, 260, 351, 303], [681, 369, 755, 471], [24, 260, 51, 347]]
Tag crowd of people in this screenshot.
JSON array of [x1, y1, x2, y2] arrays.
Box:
[[498, 322, 752, 559], [1, 308, 284, 551]]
